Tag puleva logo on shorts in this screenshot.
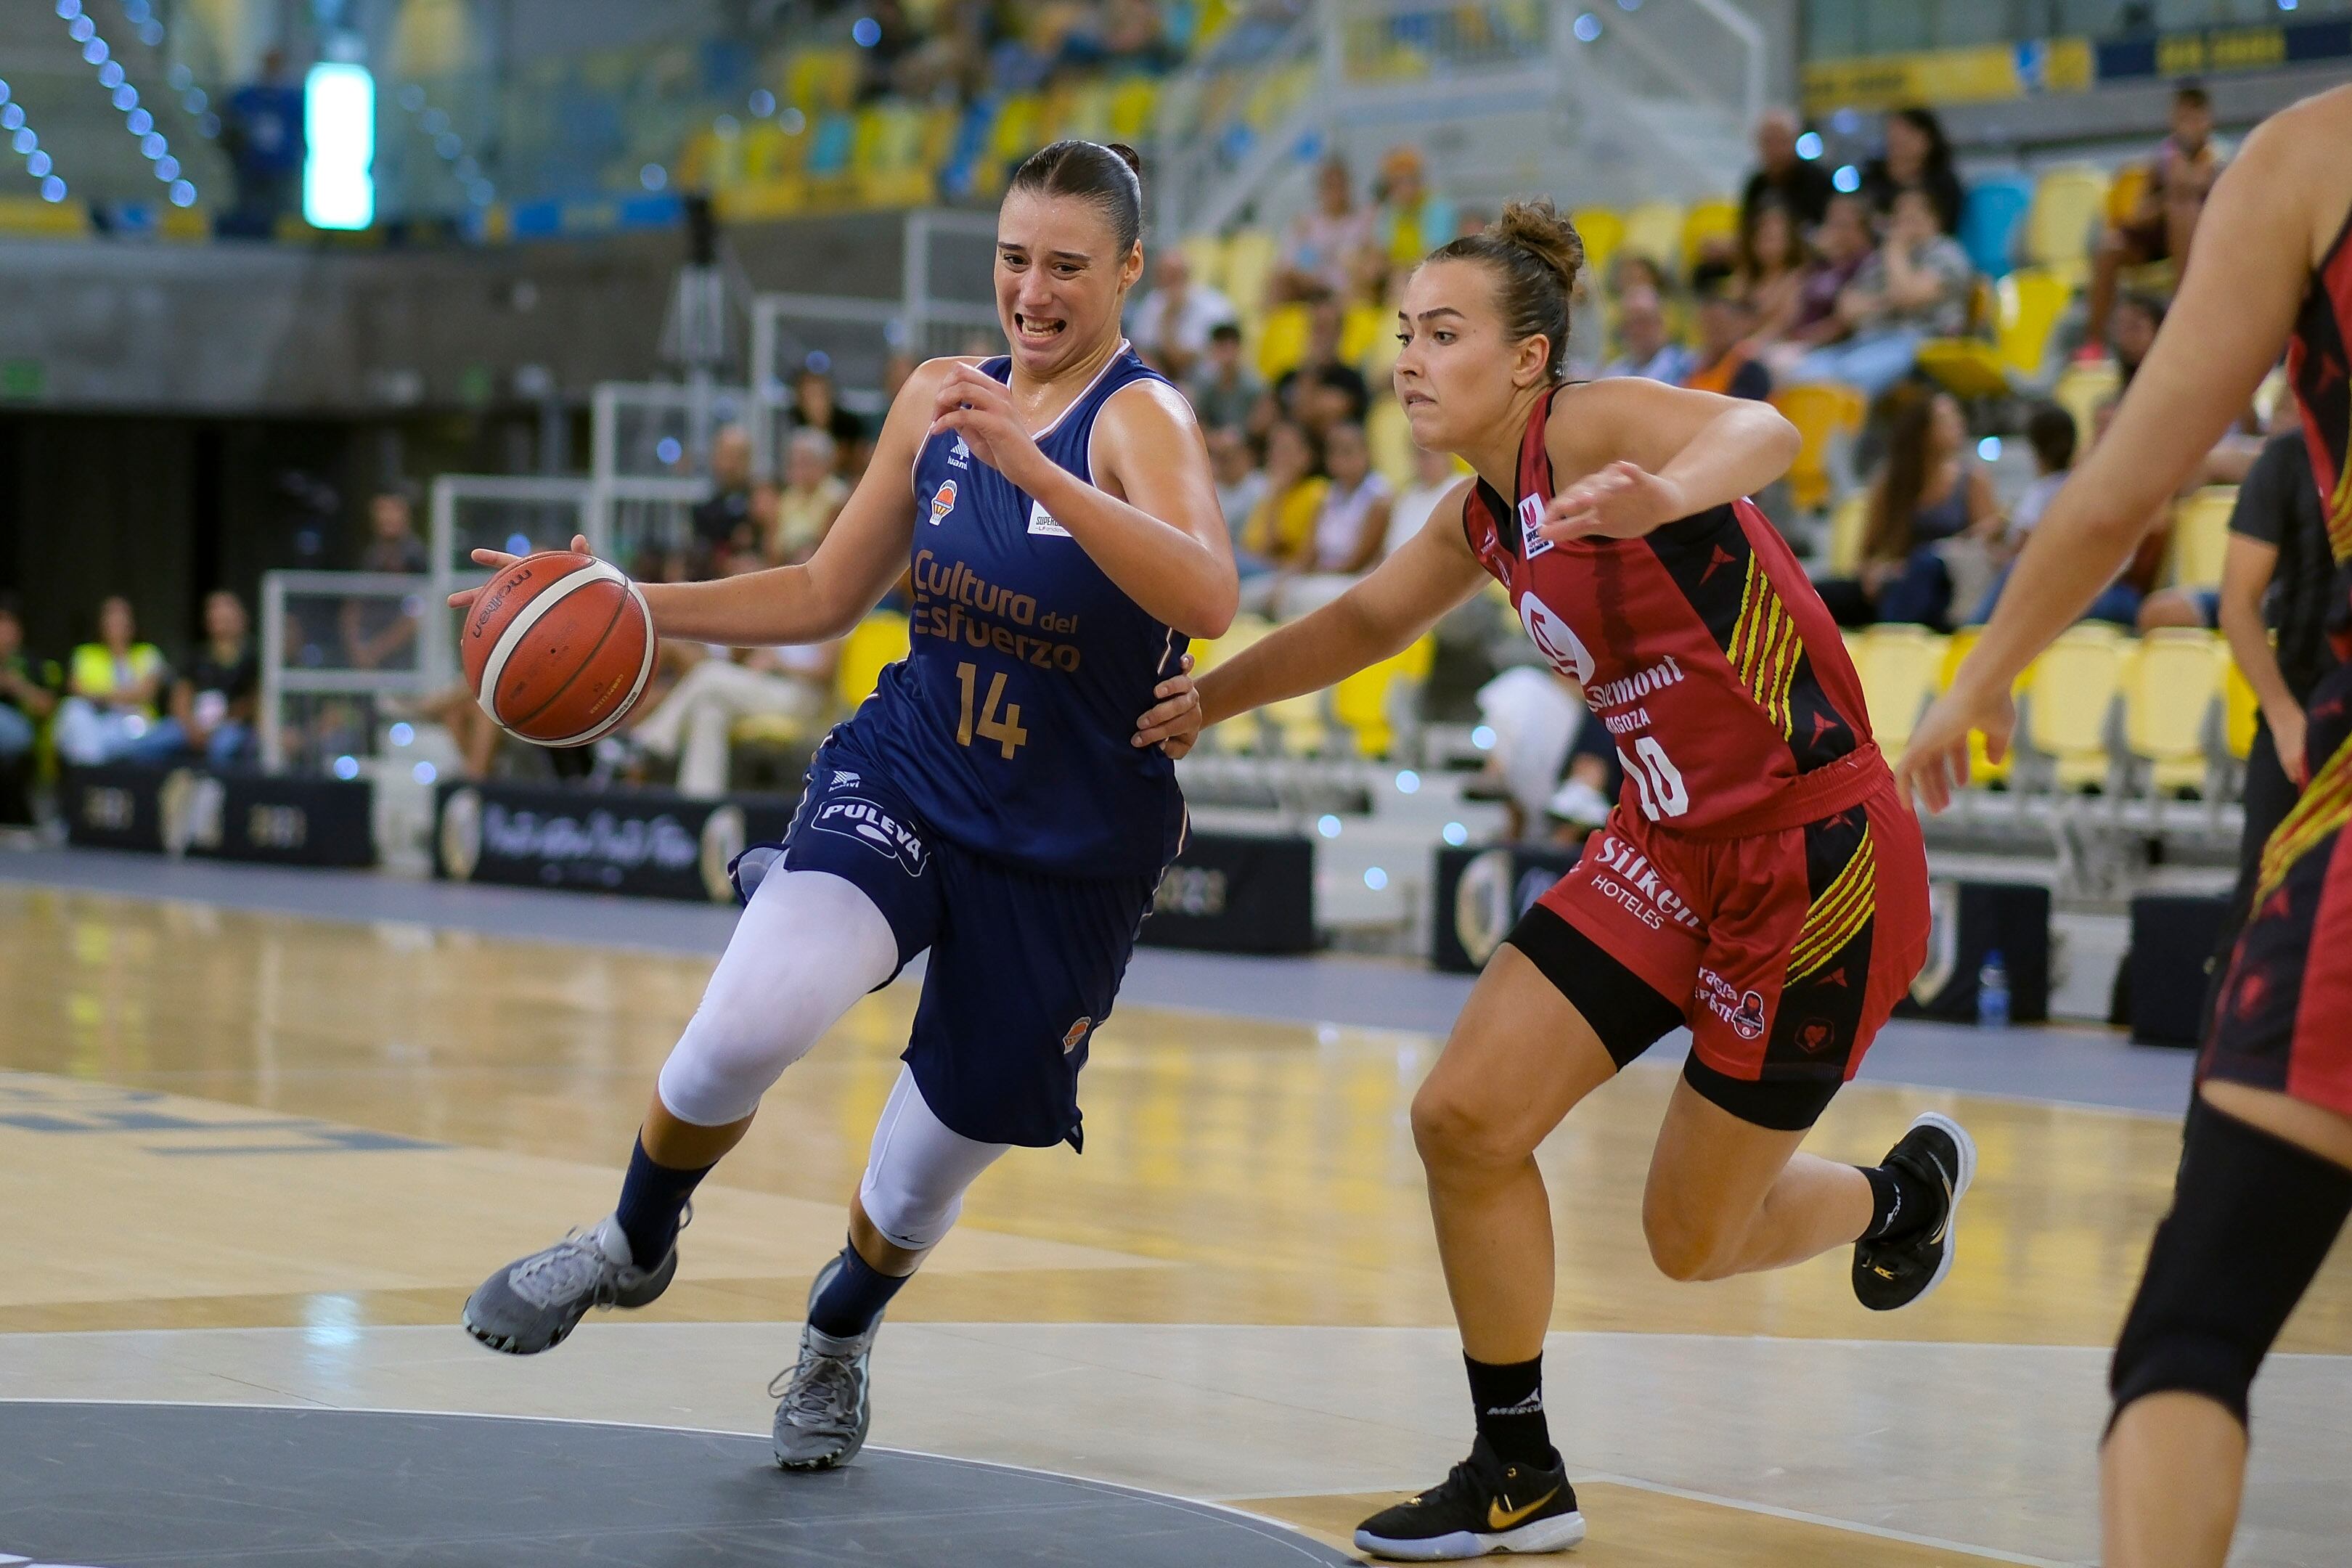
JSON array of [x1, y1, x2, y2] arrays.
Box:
[[1519, 592, 1594, 682], [928, 480, 958, 526], [811, 797, 928, 875]]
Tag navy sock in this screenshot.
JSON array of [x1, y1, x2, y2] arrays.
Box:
[[1860, 1160, 1938, 1241], [613, 1136, 713, 1269], [806, 1239, 912, 1339], [1465, 1353, 1557, 1470]]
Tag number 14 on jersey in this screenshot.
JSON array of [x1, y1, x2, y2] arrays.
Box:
[[955, 662, 1029, 759]]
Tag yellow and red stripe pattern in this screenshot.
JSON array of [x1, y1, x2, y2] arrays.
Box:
[[1727, 555, 1803, 738], [1788, 828, 1878, 984], [2329, 413, 2352, 564], [2256, 731, 2352, 904]]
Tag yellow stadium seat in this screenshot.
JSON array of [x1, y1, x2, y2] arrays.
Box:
[[1332, 636, 1436, 758], [2025, 624, 2125, 791], [987, 91, 1045, 176], [0, 194, 94, 238], [2225, 655, 2258, 761], [1367, 396, 1418, 491], [1679, 197, 1741, 265], [1180, 233, 1228, 293], [1996, 266, 2073, 380], [1917, 338, 2011, 399], [1339, 301, 1388, 374], [1940, 627, 2019, 785], [2104, 163, 2149, 229], [1263, 683, 1331, 756], [1108, 77, 1160, 142], [1222, 229, 1279, 321], [1620, 200, 1686, 274], [1825, 491, 1870, 576], [1855, 626, 1948, 754], [1571, 207, 1625, 284], [2121, 629, 2226, 795], [2025, 165, 2109, 279], [1773, 383, 1866, 513], [836, 613, 911, 712], [1189, 614, 1272, 752], [2054, 360, 2120, 453], [2169, 486, 2237, 589], [1256, 301, 1312, 382]]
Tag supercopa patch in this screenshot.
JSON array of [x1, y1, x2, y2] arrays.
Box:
[[809, 796, 929, 875]]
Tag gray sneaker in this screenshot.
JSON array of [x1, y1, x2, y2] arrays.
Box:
[[769, 1254, 879, 1471], [461, 1213, 679, 1355]]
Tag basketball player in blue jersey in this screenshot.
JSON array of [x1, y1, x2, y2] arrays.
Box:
[[454, 140, 1236, 1471]]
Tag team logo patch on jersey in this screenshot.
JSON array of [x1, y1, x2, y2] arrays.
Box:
[[1519, 592, 1595, 682], [928, 480, 958, 526], [1732, 990, 1768, 1041], [809, 796, 929, 875], [1028, 499, 1071, 537], [1794, 1016, 1838, 1055], [828, 769, 861, 790], [1061, 1016, 1093, 1055], [1516, 494, 1555, 559]]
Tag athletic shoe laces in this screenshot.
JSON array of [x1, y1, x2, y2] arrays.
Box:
[[507, 1230, 622, 1310], [771, 1345, 859, 1426]]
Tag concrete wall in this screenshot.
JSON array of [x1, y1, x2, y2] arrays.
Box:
[[0, 208, 917, 417]]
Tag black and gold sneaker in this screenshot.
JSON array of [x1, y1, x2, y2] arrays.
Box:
[[1853, 1111, 1976, 1312], [1354, 1436, 1585, 1561]]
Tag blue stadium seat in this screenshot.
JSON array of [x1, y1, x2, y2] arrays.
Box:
[[1960, 177, 2032, 281]]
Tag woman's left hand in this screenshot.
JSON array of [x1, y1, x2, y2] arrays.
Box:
[[928, 363, 1048, 488], [1537, 460, 1689, 544]]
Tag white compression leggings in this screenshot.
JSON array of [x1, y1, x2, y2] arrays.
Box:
[[653, 867, 1010, 1252]]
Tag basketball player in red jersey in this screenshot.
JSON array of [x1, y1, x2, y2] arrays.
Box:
[[1900, 84, 2352, 1568], [1135, 200, 1957, 1561]]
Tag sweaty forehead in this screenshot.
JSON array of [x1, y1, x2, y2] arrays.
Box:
[[996, 188, 1117, 258], [1401, 258, 1499, 324]]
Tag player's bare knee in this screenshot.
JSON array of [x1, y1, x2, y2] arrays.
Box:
[[1641, 1193, 1739, 1283], [1410, 1082, 1528, 1177]]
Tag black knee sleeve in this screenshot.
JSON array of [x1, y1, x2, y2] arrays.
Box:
[[2110, 1101, 2352, 1432]]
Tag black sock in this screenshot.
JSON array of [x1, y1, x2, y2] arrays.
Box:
[[1464, 1353, 1556, 1470], [807, 1239, 912, 1339], [613, 1136, 713, 1268], [1859, 1159, 1940, 1242]]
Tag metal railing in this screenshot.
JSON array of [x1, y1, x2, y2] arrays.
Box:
[[257, 571, 438, 774]]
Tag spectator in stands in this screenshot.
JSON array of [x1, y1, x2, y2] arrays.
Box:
[[1736, 197, 1810, 340], [1187, 322, 1263, 433], [769, 428, 847, 565], [1387, 444, 1461, 559], [1095, 0, 1185, 75], [136, 590, 260, 769], [1273, 298, 1371, 432], [343, 486, 429, 674], [0, 596, 60, 823], [2085, 81, 2227, 351], [1371, 145, 1457, 271], [1969, 402, 2144, 628], [2108, 288, 2166, 386], [1607, 251, 1671, 302], [1598, 287, 1693, 384], [788, 367, 865, 471], [1129, 250, 1236, 380], [1238, 418, 1328, 608], [1276, 420, 1394, 617], [1207, 425, 1269, 552], [1757, 192, 1875, 377], [1272, 157, 1374, 303], [626, 629, 842, 799], [1818, 387, 2000, 628], [220, 50, 303, 240], [689, 424, 756, 577], [856, 0, 923, 100], [1860, 106, 1964, 235], [1683, 284, 1771, 400], [56, 597, 171, 767], [1740, 107, 1833, 230], [1788, 187, 1972, 400]]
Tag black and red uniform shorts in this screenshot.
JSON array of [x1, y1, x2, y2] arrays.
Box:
[[2204, 663, 2352, 1116], [1506, 757, 1930, 1131]]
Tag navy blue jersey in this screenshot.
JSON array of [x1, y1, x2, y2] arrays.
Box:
[[838, 346, 1189, 879]]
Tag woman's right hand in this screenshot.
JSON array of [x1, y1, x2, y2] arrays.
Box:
[[446, 534, 592, 611]]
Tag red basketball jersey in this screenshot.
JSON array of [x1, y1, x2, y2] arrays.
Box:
[[2287, 199, 2352, 572], [1461, 388, 1883, 836]]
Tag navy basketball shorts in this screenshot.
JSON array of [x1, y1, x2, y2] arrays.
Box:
[[761, 740, 1161, 1151]]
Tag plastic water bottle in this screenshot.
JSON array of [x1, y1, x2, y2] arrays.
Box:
[[1977, 950, 2011, 1032]]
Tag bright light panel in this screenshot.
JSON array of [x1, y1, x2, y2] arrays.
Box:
[[303, 62, 373, 230]]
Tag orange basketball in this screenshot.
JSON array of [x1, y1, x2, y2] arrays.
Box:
[[460, 550, 657, 746]]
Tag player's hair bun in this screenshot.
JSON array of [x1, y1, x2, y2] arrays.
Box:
[[1490, 198, 1585, 296], [1105, 142, 1143, 179]]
